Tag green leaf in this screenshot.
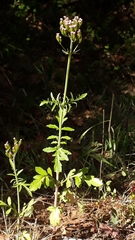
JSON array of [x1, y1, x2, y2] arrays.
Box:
[[50, 92, 55, 101], [61, 136, 71, 140], [35, 166, 47, 175], [22, 185, 32, 197], [56, 116, 60, 123], [80, 121, 109, 141], [9, 158, 15, 171], [54, 156, 62, 173], [17, 169, 23, 176], [75, 175, 82, 187], [21, 199, 34, 217], [59, 148, 69, 161], [21, 231, 32, 240], [66, 178, 72, 188], [45, 176, 49, 187], [51, 141, 58, 144], [60, 141, 66, 145], [47, 167, 52, 176], [62, 127, 74, 131], [47, 206, 55, 212], [40, 100, 49, 106], [75, 93, 87, 101], [62, 149, 71, 155], [62, 117, 68, 124], [47, 135, 58, 140], [91, 154, 114, 167], [47, 124, 59, 130], [122, 171, 126, 177], [43, 147, 56, 153], [53, 148, 70, 161], [6, 208, 12, 216], [8, 173, 14, 177], [30, 176, 44, 191], [67, 169, 76, 177], [52, 103, 57, 112], [49, 207, 61, 226], [7, 196, 12, 206], [0, 200, 8, 207], [85, 177, 103, 187]]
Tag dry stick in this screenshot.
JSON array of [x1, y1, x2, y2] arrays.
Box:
[[98, 109, 105, 197], [108, 94, 114, 141], [100, 109, 105, 179], [107, 94, 115, 161], [0, 67, 14, 89]]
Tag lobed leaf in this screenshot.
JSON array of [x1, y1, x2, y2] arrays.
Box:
[[49, 207, 61, 226], [54, 156, 62, 173], [75, 93, 87, 101], [35, 166, 47, 175], [67, 169, 76, 177], [30, 177, 44, 191]]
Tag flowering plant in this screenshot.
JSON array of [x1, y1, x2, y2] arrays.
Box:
[[30, 16, 103, 226]]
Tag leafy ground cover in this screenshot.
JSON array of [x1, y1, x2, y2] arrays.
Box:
[[1, 189, 135, 239]]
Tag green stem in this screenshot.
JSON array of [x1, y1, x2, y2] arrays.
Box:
[[54, 108, 63, 208], [62, 40, 73, 106], [13, 154, 20, 233], [54, 40, 73, 208]]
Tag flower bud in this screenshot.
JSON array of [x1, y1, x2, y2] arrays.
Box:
[[78, 18, 83, 28], [69, 24, 77, 32], [13, 143, 19, 153], [77, 29, 82, 43], [63, 19, 71, 32], [70, 31, 77, 42], [72, 16, 83, 31], [4, 141, 10, 150], [5, 150, 12, 159], [59, 18, 63, 26], [63, 16, 69, 21], [56, 33, 62, 44], [13, 137, 17, 145], [18, 139, 22, 147], [60, 25, 68, 36]]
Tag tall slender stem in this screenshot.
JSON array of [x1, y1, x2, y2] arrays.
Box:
[[62, 40, 73, 106], [13, 154, 20, 233], [54, 108, 63, 208], [54, 40, 73, 208]]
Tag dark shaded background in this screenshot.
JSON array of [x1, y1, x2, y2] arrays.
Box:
[[1, 0, 135, 180]]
